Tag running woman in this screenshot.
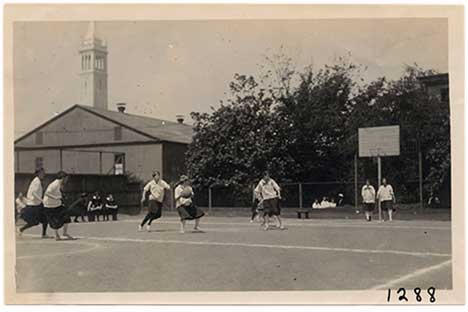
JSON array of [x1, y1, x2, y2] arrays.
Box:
[[17, 168, 50, 238], [174, 175, 204, 233], [43, 171, 74, 240], [254, 172, 285, 230], [139, 171, 170, 232], [376, 178, 396, 222], [361, 179, 376, 221]]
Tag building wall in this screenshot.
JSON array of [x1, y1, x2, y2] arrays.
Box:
[[15, 144, 163, 182], [16, 150, 62, 174], [15, 108, 151, 148], [162, 142, 188, 184]]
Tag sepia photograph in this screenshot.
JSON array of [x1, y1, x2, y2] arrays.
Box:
[[3, 3, 465, 305]]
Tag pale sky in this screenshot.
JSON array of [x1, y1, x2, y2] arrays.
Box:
[[13, 19, 448, 137]]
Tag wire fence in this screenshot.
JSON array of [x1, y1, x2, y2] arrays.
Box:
[[192, 180, 443, 211]]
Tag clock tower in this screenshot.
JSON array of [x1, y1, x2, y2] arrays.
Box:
[[79, 21, 108, 110]]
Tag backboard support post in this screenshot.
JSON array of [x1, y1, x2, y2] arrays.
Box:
[[377, 156, 382, 222]]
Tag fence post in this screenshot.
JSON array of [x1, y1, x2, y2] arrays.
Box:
[[170, 183, 174, 211], [59, 149, 63, 171], [299, 183, 303, 209], [208, 186, 212, 214], [252, 184, 255, 202], [99, 152, 103, 175], [419, 151, 424, 212], [354, 153, 358, 211]]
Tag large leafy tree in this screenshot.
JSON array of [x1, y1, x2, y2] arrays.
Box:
[[347, 65, 450, 201], [276, 57, 363, 181], [186, 56, 450, 204], [186, 74, 298, 188]]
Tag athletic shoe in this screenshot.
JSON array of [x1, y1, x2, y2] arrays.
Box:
[[249, 219, 254, 223], [194, 227, 203, 232], [63, 234, 74, 240], [262, 225, 269, 231], [146, 225, 151, 232], [279, 226, 286, 230], [16, 228, 22, 238], [138, 225, 143, 232], [41, 235, 52, 239]]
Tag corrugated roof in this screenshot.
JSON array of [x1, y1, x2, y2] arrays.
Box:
[[78, 105, 193, 144]]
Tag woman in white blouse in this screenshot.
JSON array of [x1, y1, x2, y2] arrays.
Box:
[[43, 171, 74, 240], [174, 175, 205, 233], [17, 168, 50, 238]]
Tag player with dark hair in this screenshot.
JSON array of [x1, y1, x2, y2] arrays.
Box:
[[43, 171, 74, 240], [361, 179, 376, 221], [174, 175, 204, 233], [139, 170, 170, 232], [17, 168, 50, 238], [377, 178, 396, 222], [254, 171, 285, 231]]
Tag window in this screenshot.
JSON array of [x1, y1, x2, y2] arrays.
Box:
[[35, 157, 43, 170], [35, 132, 43, 145], [114, 154, 125, 175], [114, 126, 122, 141]]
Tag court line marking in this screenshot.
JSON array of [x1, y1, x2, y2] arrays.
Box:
[[80, 235, 451, 258], [114, 219, 451, 231], [370, 259, 452, 289], [16, 238, 103, 260]]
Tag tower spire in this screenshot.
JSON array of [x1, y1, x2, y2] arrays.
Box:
[[85, 21, 96, 39], [79, 21, 108, 110]]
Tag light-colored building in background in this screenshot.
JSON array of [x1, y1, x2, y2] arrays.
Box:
[[14, 22, 192, 183]]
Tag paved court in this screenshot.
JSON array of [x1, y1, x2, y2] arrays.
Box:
[[15, 216, 452, 292]]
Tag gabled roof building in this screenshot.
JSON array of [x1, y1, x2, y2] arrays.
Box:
[[14, 22, 192, 183]]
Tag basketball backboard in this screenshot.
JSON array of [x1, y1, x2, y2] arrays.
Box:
[[358, 125, 400, 157]]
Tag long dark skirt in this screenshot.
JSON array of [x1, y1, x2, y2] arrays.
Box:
[[177, 203, 204, 221], [43, 206, 71, 230], [263, 198, 281, 217], [20, 205, 47, 225], [147, 200, 163, 219]]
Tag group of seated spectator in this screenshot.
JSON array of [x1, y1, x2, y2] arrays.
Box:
[[312, 194, 344, 209], [15, 191, 119, 224], [66, 192, 119, 222]]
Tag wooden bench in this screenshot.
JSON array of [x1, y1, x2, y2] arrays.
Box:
[[296, 209, 310, 219]]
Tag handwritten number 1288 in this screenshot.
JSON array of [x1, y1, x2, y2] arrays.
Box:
[[387, 287, 436, 303]]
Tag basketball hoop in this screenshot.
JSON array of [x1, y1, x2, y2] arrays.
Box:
[[358, 126, 400, 222]]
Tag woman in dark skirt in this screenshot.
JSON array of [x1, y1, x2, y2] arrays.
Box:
[[17, 168, 50, 238], [139, 171, 170, 232], [43, 171, 74, 240], [174, 175, 204, 233]]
